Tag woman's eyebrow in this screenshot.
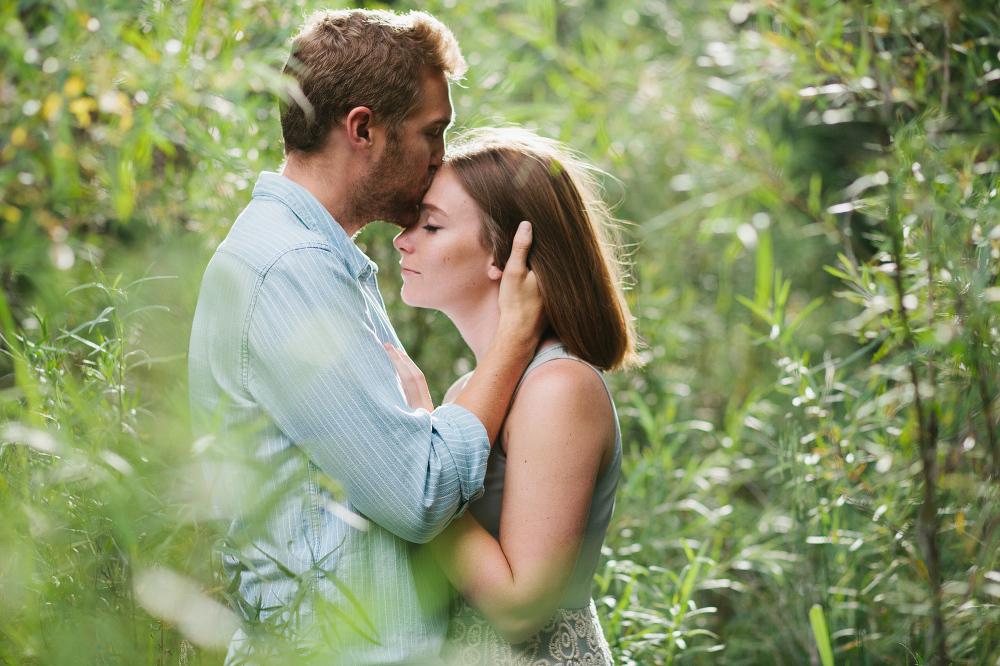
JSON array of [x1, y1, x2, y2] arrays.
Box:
[[419, 202, 447, 216]]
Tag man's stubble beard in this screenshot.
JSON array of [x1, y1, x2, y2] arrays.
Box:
[[349, 137, 434, 230]]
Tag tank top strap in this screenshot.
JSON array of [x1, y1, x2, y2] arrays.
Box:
[[510, 342, 622, 479], [515, 343, 587, 396]]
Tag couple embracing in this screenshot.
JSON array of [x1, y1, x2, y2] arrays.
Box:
[[188, 8, 637, 665]]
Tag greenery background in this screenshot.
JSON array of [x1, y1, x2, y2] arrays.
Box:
[[2, 0, 999, 663]]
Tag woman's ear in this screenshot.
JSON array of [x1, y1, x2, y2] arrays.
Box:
[[487, 263, 503, 281]]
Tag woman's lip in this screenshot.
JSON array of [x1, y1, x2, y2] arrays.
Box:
[[401, 267, 420, 276]]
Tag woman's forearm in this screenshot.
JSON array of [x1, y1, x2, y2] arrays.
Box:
[[429, 513, 562, 642], [433, 360, 609, 644]]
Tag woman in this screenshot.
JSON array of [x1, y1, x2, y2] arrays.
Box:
[[385, 127, 638, 665]]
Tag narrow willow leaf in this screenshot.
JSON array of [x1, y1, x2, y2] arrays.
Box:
[[809, 604, 834, 666]]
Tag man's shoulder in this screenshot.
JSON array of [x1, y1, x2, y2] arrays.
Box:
[[216, 196, 340, 276]]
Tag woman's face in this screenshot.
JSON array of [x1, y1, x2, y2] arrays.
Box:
[[392, 166, 499, 314]]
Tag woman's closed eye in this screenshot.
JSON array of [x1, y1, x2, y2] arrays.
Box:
[[422, 224, 441, 233]]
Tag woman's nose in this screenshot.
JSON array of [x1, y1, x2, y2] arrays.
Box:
[[393, 229, 412, 254]]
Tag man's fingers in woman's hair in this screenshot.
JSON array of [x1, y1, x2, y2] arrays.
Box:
[[505, 221, 533, 274]]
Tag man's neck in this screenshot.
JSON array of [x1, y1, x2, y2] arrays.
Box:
[[280, 152, 366, 237]]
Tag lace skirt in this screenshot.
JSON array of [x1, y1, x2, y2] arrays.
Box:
[[441, 597, 614, 665]]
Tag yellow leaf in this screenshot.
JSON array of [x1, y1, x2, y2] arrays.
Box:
[[69, 97, 96, 127], [63, 75, 86, 98], [3, 206, 22, 224], [42, 93, 63, 122], [815, 46, 838, 74], [53, 142, 72, 160], [10, 126, 28, 146], [915, 559, 929, 581], [874, 14, 890, 36], [956, 511, 965, 537], [763, 32, 790, 50]]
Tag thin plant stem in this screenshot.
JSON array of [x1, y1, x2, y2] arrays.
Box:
[[971, 325, 999, 479], [888, 180, 948, 665]]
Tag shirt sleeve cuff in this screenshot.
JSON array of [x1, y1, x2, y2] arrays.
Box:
[[430, 402, 490, 509]]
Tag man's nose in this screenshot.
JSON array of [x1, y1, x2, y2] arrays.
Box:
[[430, 138, 445, 168]]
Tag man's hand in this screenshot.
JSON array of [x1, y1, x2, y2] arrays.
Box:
[[384, 343, 435, 412], [452, 221, 546, 444], [497, 221, 547, 342]]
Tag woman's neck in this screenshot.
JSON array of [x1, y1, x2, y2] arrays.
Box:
[[444, 296, 502, 366], [447, 296, 560, 368]]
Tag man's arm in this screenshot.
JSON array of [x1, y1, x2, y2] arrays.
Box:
[[242, 247, 489, 544], [452, 221, 546, 442]]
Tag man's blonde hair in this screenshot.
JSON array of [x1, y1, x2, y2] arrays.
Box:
[[280, 9, 466, 154]]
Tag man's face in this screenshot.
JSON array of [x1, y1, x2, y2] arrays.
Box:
[[353, 69, 453, 229]]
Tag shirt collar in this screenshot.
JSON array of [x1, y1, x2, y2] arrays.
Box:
[[251, 171, 377, 280]]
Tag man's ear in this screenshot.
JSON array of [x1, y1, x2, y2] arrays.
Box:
[[345, 107, 375, 153]]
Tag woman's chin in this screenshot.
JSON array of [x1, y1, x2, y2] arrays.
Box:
[[399, 289, 430, 310]]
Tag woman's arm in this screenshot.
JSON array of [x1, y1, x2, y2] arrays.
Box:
[[428, 359, 615, 643]]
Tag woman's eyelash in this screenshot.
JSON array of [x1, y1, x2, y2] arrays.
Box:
[[422, 224, 440, 232]]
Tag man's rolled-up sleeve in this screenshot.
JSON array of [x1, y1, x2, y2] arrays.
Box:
[[244, 246, 490, 543]]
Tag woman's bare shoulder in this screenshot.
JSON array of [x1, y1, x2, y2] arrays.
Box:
[[505, 358, 614, 454], [515, 357, 609, 406]]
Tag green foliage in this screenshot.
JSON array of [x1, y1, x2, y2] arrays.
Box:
[[0, 272, 220, 664], [1, 0, 296, 316], [3, 0, 1000, 664], [603, 0, 1000, 663], [809, 604, 834, 666]]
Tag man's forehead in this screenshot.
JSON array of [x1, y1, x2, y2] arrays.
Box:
[[412, 70, 453, 122], [417, 99, 453, 126]]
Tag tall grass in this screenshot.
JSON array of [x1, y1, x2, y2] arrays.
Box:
[[0, 270, 229, 664], [4, 0, 1000, 664]]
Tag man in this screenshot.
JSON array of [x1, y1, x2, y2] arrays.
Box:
[[188, 9, 544, 664]]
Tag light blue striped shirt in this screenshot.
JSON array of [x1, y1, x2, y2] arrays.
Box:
[[188, 171, 490, 664]]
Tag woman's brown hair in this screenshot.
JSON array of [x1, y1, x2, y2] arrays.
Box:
[[447, 127, 639, 372]]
